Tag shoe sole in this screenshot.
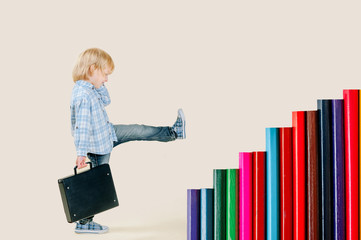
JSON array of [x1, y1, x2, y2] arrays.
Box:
[[75, 228, 109, 234], [178, 109, 186, 139]]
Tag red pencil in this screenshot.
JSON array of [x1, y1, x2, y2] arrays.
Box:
[[253, 151, 265, 240], [343, 90, 359, 240], [280, 128, 293, 240], [306, 111, 319, 240], [292, 111, 306, 240]]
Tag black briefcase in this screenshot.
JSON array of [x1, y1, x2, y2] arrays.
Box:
[[58, 163, 119, 223]]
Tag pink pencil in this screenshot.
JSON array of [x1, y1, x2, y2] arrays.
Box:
[[239, 152, 253, 240]]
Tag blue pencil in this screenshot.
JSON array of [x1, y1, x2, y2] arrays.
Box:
[[201, 188, 214, 240], [266, 128, 280, 240]]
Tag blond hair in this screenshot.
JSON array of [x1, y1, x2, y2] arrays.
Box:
[[72, 48, 114, 82]]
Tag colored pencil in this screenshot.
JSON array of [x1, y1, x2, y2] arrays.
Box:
[[292, 111, 306, 240], [343, 90, 359, 240], [239, 152, 252, 240], [306, 110, 319, 240], [227, 169, 239, 240], [318, 100, 333, 240], [331, 99, 345, 240], [279, 127, 293, 240], [188, 189, 200, 240], [266, 128, 280, 240], [214, 169, 227, 240], [253, 151, 266, 240], [201, 188, 214, 240]]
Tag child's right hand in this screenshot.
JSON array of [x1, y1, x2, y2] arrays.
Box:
[[76, 156, 87, 169]]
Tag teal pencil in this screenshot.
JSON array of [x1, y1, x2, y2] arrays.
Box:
[[214, 169, 227, 240], [266, 128, 280, 240]]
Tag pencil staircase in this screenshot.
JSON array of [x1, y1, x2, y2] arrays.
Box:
[[187, 89, 359, 240]]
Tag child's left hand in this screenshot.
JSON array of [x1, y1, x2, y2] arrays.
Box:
[[76, 156, 87, 169]]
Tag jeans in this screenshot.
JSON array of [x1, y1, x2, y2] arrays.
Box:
[[79, 124, 176, 224]]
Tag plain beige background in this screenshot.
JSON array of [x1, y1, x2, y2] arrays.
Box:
[[1, 0, 360, 239]]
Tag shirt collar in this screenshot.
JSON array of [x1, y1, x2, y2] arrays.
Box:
[[76, 80, 95, 90]]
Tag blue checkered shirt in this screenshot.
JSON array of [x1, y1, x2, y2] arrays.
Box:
[[70, 80, 117, 156]]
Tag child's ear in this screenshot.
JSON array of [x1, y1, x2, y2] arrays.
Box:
[[88, 64, 95, 76]]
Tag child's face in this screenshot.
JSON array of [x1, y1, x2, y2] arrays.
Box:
[[88, 65, 112, 89]]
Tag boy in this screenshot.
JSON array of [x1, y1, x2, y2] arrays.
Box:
[[70, 48, 186, 234]]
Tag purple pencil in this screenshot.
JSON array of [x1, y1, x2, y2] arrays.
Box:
[[188, 189, 200, 240], [331, 99, 345, 240]]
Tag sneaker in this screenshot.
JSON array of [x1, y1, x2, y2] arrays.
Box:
[[172, 108, 186, 139], [75, 221, 109, 234]]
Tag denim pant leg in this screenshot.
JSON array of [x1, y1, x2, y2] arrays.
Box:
[[78, 153, 111, 224], [78, 125, 175, 224], [112, 124, 176, 147], [87, 153, 111, 167]]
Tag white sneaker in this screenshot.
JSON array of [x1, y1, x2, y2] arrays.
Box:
[[172, 108, 186, 139], [75, 221, 109, 234]]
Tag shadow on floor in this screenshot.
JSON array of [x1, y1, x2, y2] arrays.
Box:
[[109, 218, 185, 240]]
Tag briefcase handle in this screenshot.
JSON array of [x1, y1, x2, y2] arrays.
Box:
[[74, 162, 93, 175]]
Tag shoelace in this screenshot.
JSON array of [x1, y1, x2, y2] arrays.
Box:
[[89, 221, 103, 229], [175, 116, 183, 126]]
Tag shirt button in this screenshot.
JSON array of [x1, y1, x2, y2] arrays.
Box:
[[107, 121, 109, 123], [98, 98, 100, 100], [76, 126, 78, 129]]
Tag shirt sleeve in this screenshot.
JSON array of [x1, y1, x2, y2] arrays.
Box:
[[73, 97, 91, 157], [96, 84, 111, 106]]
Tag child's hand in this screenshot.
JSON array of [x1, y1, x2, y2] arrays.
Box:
[[76, 156, 87, 169]]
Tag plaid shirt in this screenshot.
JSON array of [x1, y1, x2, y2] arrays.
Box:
[[70, 80, 117, 156]]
